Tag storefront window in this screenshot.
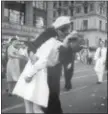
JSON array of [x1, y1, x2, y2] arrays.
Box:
[[4, 2, 25, 25], [4, 8, 9, 21], [9, 9, 20, 24], [8, 9, 25, 25], [35, 16, 44, 28]]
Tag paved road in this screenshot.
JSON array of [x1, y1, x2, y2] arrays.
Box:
[[1, 62, 107, 113]]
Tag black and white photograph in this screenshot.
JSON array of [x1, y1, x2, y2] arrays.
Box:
[[1, 1, 107, 113]]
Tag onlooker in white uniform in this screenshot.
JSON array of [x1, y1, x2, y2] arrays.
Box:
[[94, 40, 107, 84]]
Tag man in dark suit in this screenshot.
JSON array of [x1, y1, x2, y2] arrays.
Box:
[[61, 32, 84, 91]]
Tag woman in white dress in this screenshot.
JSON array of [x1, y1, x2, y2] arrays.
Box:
[[94, 40, 107, 84], [6, 36, 24, 96]]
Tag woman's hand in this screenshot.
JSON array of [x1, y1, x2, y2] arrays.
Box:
[[25, 76, 33, 83]]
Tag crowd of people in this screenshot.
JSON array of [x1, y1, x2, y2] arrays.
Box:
[[2, 16, 107, 114], [76, 42, 107, 66], [76, 47, 95, 65]]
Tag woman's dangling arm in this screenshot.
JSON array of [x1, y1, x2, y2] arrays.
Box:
[[26, 45, 60, 79], [25, 57, 47, 83]]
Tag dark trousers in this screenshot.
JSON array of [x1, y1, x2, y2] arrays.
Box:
[[64, 64, 74, 89], [44, 64, 63, 114], [20, 59, 27, 73], [87, 57, 92, 65], [63, 53, 75, 90], [45, 92, 63, 114]]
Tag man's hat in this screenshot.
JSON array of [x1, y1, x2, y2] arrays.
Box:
[[52, 16, 72, 29]]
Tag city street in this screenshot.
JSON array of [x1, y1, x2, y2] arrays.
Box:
[[1, 1, 107, 114], [2, 62, 107, 113]]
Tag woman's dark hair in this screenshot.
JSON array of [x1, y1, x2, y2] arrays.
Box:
[[26, 27, 58, 53]]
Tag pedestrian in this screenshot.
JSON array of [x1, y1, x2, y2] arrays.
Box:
[[87, 48, 93, 65], [60, 31, 83, 91], [12, 16, 83, 114], [94, 40, 107, 84], [6, 36, 23, 96]]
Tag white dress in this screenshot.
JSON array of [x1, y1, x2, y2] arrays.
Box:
[[12, 38, 62, 108], [94, 47, 107, 73], [6, 45, 20, 82]]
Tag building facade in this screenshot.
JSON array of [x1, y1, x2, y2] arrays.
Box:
[[47, 1, 107, 47], [2, 1, 47, 41]]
